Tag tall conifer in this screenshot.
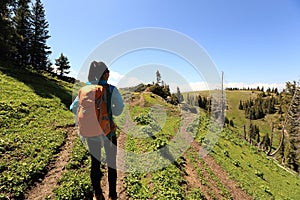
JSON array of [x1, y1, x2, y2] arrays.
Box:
[[30, 0, 51, 70], [0, 0, 16, 61], [55, 53, 70, 76], [14, 0, 32, 67]]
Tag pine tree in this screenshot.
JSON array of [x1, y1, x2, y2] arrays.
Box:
[[255, 125, 260, 144], [285, 84, 300, 173], [202, 96, 207, 110], [269, 81, 300, 172], [156, 70, 161, 85], [30, 0, 51, 70], [198, 95, 202, 108], [278, 104, 283, 114], [45, 60, 53, 72], [55, 53, 70, 76], [176, 87, 183, 103], [229, 119, 234, 127], [162, 84, 171, 98], [238, 100, 243, 110], [261, 133, 271, 151], [169, 93, 179, 105], [274, 88, 279, 95], [249, 122, 254, 144], [186, 93, 190, 104], [0, 0, 16, 61], [13, 0, 32, 67]]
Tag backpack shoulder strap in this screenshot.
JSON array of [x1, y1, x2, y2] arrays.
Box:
[[106, 84, 114, 125], [94, 85, 105, 109]]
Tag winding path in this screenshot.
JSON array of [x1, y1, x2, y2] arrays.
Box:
[[24, 126, 76, 200]]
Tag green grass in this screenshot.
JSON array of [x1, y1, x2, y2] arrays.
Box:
[[196, 111, 300, 200], [1, 63, 299, 200], [123, 92, 187, 199], [0, 63, 74, 199], [225, 90, 257, 126]]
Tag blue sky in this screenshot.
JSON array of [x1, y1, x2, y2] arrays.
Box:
[[43, 0, 300, 91]]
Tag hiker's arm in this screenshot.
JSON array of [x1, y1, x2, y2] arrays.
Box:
[[70, 96, 79, 114], [111, 88, 124, 116]]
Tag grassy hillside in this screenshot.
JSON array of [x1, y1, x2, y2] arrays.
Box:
[[196, 111, 300, 199], [121, 91, 300, 199], [182, 90, 300, 199], [191, 90, 283, 147], [0, 63, 74, 199], [1, 63, 299, 199], [225, 90, 280, 134]]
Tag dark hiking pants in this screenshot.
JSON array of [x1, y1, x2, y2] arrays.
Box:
[[87, 134, 117, 197]]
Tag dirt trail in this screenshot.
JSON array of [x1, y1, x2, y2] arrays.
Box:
[[100, 94, 136, 200], [24, 92, 133, 200], [24, 126, 76, 200], [25, 122, 129, 200], [115, 131, 128, 199], [184, 140, 253, 200], [176, 109, 252, 199]]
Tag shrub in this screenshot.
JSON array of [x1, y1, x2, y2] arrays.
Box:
[[255, 169, 264, 179]]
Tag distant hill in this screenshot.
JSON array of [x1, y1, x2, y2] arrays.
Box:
[[120, 83, 148, 92], [183, 86, 300, 173]]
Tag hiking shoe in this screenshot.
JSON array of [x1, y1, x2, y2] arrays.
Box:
[[108, 193, 117, 200], [93, 193, 105, 200]]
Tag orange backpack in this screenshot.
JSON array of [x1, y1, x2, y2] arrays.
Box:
[[77, 84, 115, 137]]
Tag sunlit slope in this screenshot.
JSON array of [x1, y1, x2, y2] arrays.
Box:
[[0, 63, 74, 199]]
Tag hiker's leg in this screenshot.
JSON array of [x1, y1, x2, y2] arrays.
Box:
[[104, 134, 117, 198], [87, 139, 102, 195]]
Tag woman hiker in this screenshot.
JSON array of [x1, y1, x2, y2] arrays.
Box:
[[70, 61, 124, 200]]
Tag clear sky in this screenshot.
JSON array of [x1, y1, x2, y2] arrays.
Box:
[[43, 0, 300, 91]]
